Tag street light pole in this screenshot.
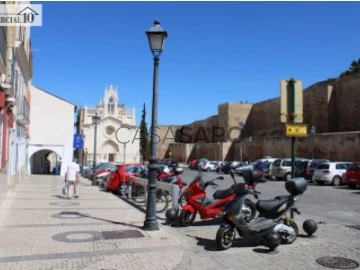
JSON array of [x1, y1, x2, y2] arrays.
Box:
[[144, 19, 167, 231], [310, 125, 316, 160], [248, 136, 252, 162], [123, 143, 126, 163], [239, 120, 246, 162], [92, 113, 101, 186], [80, 130, 86, 173]]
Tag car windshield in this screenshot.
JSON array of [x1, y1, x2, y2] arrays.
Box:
[[297, 161, 308, 168], [310, 162, 321, 169], [109, 165, 120, 172], [96, 163, 108, 169], [283, 161, 292, 166], [348, 164, 360, 171], [273, 159, 281, 166], [317, 164, 330, 170]]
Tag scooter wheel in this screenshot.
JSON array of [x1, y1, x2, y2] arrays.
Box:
[[179, 210, 196, 227], [280, 221, 298, 244], [216, 227, 235, 250]]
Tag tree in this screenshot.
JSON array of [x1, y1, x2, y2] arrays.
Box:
[[340, 58, 360, 77], [140, 103, 150, 161]]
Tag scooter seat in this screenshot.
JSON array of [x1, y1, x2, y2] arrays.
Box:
[[256, 196, 290, 212], [213, 187, 233, 199]]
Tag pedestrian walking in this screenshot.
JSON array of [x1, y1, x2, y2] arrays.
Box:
[[65, 158, 80, 199]]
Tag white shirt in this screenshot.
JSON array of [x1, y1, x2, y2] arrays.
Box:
[[66, 162, 80, 181]]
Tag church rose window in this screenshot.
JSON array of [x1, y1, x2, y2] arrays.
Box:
[[106, 126, 115, 135]]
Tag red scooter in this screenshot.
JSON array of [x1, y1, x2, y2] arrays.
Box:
[[179, 172, 257, 226]]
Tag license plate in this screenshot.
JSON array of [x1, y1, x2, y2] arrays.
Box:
[[349, 178, 358, 182]]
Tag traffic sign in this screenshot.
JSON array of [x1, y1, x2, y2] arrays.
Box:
[[285, 124, 308, 137]]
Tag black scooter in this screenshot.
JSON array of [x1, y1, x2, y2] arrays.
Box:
[[216, 172, 307, 251]]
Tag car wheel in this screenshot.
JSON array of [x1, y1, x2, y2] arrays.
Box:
[[117, 183, 127, 195], [285, 173, 292, 181], [207, 168, 211, 172], [331, 175, 342, 186]]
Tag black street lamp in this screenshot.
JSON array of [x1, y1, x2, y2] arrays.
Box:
[[310, 125, 316, 160], [80, 130, 86, 173], [248, 136, 252, 162], [239, 120, 246, 162], [143, 19, 168, 231], [92, 112, 101, 186]]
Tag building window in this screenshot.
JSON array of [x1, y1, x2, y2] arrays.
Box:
[[106, 126, 115, 136], [108, 96, 115, 114]]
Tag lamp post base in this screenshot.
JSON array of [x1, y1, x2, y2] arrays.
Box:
[[91, 175, 96, 186], [143, 220, 159, 231]]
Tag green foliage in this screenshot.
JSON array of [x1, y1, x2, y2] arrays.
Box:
[[340, 58, 360, 77], [140, 103, 149, 161]]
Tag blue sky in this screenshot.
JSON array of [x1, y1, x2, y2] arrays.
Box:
[[31, 1, 360, 125]]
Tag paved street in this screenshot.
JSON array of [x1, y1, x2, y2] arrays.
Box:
[[170, 169, 360, 269], [0, 173, 359, 270]]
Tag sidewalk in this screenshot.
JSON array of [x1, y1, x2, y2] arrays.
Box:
[[0, 175, 189, 270], [0, 175, 359, 270]]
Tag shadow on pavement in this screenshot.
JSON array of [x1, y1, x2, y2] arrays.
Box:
[[59, 211, 143, 229], [188, 235, 262, 252], [52, 195, 69, 200], [190, 218, 222, 226]]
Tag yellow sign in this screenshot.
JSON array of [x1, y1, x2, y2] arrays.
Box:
[[285, 124, 308, 137], [280, 79, 303, 124]]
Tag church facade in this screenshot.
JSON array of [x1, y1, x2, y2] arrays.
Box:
[[77, 85, 140, 166]]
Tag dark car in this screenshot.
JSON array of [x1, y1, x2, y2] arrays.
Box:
[[295, 159, 329, 181], [159, 158, 179, 169], [222, 161, 244, 174]]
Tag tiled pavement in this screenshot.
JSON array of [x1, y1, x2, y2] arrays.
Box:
[[0, 175, 359, 270], [0, 175, 187, 270]]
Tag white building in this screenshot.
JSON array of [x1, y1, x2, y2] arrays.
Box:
[[0, 1, 33, 205], [28, 86, 76, 176], [79, 85, 140, 165]]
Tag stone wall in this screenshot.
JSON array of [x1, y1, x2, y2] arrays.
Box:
[[169, 131, 360, 163], [158, 74, 360, 162]]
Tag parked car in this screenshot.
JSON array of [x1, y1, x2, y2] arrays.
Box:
[[214, 161, 223, 172], [271, 158, 309, 181], [159, 158, 179, 169], [201, 161, 218, 172], [194, 158, 208, 171], [236, 158, 277, 177], [312, 162, 352, 186], [95, 163, 121, 185], [188, 159, 198, 170], [345, 162, 360, 189], [99, 164, 121, 188], [83, 162, 108, 179], [222, 161, 244, 174], [106, 163, 144, 195], [295, 159, 329, 182]]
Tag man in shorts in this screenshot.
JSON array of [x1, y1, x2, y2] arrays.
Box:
[[65, 158, 80, 199]]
